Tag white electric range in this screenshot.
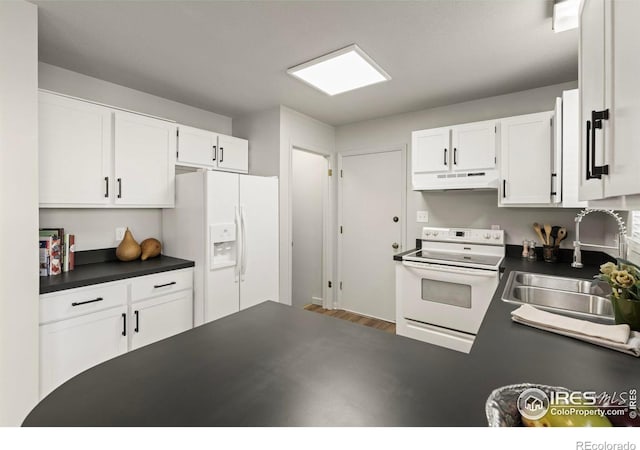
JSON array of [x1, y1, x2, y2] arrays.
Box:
[[395, 227, 505, 353]]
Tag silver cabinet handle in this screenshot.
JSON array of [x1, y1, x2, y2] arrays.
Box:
[[392, 243, 399, 250]]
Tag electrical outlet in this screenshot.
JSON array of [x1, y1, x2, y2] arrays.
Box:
[[115, 227, 126, 241], [416, 211, 429, 223]]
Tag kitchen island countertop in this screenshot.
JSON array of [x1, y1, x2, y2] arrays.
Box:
[[24, 256, 640, 426]]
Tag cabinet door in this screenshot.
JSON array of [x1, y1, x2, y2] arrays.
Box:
[[561, 89, 588, 208], [500, 111, 554, 205], [411, 128, 450, 174], [130, 291, 193, 350], [40, 306, 127, 398], [39, 91, 112, 206], [604, 0, 640, 198], [450, 121, 496, 171], [176, 125, 217, 168], [578, 0, 606, 200], [114, 111, 177, 207], [216, 135, 248, 173]]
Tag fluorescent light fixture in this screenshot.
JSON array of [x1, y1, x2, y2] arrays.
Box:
[[553, 0, 580, 32], [287, 44, 391, 96]]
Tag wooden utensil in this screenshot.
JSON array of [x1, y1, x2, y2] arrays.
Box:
[[533, 223, 546, 245], [557, 227, 567, 244], [544, 224, 552, 246], [551, 226, 560, 246]]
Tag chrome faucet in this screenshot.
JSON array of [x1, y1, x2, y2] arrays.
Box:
[[572, 209, 627, 268]]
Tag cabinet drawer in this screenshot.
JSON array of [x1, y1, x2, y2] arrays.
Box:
[[131, 268, 193, 302], [40, 281, 127, 324]]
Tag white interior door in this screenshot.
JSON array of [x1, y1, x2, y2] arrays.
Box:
[[292, 149, 327, 308], [339, 150, 404, 322]]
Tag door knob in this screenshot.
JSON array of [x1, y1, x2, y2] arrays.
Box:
[[392, 242, 399, 250], [393, 216, 399, 222]]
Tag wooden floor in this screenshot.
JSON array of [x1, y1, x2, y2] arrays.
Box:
[[304, 304, 396, 334]]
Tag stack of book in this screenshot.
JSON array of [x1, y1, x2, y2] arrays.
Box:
[[39, 228, 75, 276]]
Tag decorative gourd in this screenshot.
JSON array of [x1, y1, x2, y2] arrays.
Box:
[[140, 238, 162, 261], [116, 228, 141, 261]]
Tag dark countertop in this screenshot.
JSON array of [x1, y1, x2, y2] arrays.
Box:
[[40, 255, 195, 294], [24, 257, 639, 426]]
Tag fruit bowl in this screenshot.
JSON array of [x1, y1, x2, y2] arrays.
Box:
[[485, 383, 570, 427]]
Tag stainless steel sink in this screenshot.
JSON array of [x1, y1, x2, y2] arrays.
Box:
[[501, 271, 614, 322]]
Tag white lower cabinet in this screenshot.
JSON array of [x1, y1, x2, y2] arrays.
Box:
[[39, 268, 193, 398], [130, 291, 193, 350], [40, 306, 128, 398]]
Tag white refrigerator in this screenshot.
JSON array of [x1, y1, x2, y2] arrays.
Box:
[[162, 170, 279, 325]]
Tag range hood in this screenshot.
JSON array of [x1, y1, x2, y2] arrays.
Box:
[[412, 168, 499, 191]]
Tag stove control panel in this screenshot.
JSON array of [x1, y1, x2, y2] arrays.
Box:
[[421, 227, 504, 245]]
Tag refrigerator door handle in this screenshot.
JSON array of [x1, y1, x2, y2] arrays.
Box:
[[240, 204, 247, 279], [234, 206, 241, 283]]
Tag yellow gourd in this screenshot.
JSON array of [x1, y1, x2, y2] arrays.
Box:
[[116, 228, 141, 262]]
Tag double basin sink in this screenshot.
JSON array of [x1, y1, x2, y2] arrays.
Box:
[[501, 271, 614, 323]]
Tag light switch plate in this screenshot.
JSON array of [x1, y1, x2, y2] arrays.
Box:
[[115, 227, 126, 241], [416, 211, 429, 223]]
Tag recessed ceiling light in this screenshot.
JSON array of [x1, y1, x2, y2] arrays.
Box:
[[287, 44, 391, 96], [553, 0, 580, 33]]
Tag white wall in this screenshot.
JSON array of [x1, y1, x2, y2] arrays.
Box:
[[39, 209, 161, 252], [39, 62, 232, 134], [233, 107, 280, 176], [292, 149, 327, 308], [279, 107, 335, 305], [335, 80, 612, 249], [38, 63, 234, 250], [0, 0, 39, 426]]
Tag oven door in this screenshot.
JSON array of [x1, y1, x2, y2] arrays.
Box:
[[399, 261, 499, 335]]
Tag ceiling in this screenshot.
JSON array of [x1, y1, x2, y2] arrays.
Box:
[[34, 0, 578, 126]]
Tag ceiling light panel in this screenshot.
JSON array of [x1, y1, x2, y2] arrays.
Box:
[[287, 44, 391, 96]]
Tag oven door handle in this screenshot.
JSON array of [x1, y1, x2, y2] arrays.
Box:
[[401, 261, 498, 277]]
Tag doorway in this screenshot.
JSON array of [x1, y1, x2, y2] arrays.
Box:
[[338, 148, 405, 322], [291, 148, 330, 309]]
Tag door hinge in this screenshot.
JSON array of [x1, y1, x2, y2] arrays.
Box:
[[328, 281, 332, 288], [339, 281, 343, 290], [328, 169, 332, 176], [176, 150, 179, 158], [340, 170, 343, 178], [494, 125, 497, 133], [176, 128, 179, 137], [494, 156, 497, 164], [340, 226, 343, 234], [550, 118, 553, 127]]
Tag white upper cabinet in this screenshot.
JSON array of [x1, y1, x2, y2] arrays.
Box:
[[579, 0, 640, 202], [176, 125, 217, 168], [177, 125, 248, 173], [114, 111, 176, 207], [39, 91, 177, 208], [450, 120, 496, 171], [39, 91, 112, 206], [561, 89, 588, 208], [412, 127, 450, 174], [499, 111, 554, 206], [217, 134, 248, 173], [412, 120, 498, 190]]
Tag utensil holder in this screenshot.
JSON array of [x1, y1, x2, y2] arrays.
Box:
[[542, 245, 559, 263]]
